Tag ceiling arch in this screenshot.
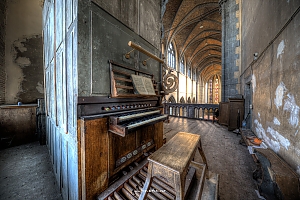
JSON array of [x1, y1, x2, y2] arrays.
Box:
[[162, 0, 221, 83]]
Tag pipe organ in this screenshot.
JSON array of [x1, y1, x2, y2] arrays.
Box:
[[78, 60, 168, 199]]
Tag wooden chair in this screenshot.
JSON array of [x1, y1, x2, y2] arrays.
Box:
[[139, 132, 208, 200]]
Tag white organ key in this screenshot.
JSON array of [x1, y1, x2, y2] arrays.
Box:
[[119, 110, 160, 122], [127, 115, 168, 130]]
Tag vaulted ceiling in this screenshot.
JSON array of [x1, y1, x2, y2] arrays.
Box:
[[162, 0, 221, 82]]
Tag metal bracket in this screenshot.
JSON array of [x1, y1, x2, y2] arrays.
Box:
[[125, 49, 135, 59]]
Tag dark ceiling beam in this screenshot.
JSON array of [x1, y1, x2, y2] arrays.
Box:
[[202, 71, 222, 83], [167, 6, 219, 45], [188, 49, 222, 66], [197, 60, 222, 73], [199, 61, 221, 72], [179, 29, 221, 58], [194, 56, 221, 70], [188, 38, 221, 62], [165, 2, 219, 33], [189, 41, 221, 65], [188, 44, 222, 65], [180, 35, 221, 62]]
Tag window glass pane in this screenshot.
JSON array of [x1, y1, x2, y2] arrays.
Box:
[[180, 58, 185, 74], [167, 43, 176, 69]]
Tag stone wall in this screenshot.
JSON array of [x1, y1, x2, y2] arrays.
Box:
[[240, 0, 300, 175], [5, 0, 43, 104], [0, 0, 6, 104], [221, 0, 240, 102]]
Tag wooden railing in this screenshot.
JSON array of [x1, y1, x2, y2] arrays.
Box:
[[164, 103, 219, 121]]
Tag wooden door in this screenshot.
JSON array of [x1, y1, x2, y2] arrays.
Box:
[[219, 102, 229, 126], [228, 98, 244, 131]]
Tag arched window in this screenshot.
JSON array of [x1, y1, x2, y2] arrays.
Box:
[[188, 66, 191, 78], [180, 58, 185, 74], [167, 43, 176, 69], [209, 79, 213, 103], [214, 76, 219, 103], [193, 70, 196, 81]]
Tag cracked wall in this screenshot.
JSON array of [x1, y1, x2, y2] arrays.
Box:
[[5, 0, 43, 104], [240, 0, 300, 174]]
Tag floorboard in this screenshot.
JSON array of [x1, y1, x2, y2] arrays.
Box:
[[0, 117, 259, 200], [164, 117, 259, 200]]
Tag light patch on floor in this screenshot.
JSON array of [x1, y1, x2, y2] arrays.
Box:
[[273, 117, 280, 125], [295, 130, 298, 136], [283, 93, 299, 127], [267, 127, 290, 150], [277, 40, 285, 58], [274, 82, 287, 109], [297, 166, 300, 175]]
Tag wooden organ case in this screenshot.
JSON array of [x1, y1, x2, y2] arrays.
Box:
[[77, 60, 168, 199]]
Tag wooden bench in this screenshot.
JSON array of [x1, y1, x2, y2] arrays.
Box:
[[254, 148, 300, 199], [139, 132, 208, 200], [240, 129, 300, 199]]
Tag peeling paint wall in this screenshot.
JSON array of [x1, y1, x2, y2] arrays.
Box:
[[240, 0, 300, 174], [0, 0, 6, 104], [5, 0, 43, 104]]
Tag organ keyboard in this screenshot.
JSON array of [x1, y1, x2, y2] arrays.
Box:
[[109, 109, 168, 136]]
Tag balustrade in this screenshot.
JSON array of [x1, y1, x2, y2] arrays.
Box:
[[164, 103, 219, 121]]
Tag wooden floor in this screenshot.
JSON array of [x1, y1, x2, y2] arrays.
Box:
[[164, 117, 259, 200], [0, 117, 259, 200]]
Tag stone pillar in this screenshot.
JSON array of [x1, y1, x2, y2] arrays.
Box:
[[220, 0, 241, 102]]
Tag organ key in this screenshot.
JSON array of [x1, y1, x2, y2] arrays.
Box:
[[109, 109, 168, 137]]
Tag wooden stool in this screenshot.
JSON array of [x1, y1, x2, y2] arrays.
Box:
[[139, 132, 208, 200]]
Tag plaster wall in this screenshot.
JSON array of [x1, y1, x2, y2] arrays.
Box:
[[178, 73, 186, 100], [241, 0, 300, 175], [186, 78, 192, 100], [193, 80, 197, 102], [0, 106, 36, 148], [0, 0, 6, 104], [5, 0, 43, 104]]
